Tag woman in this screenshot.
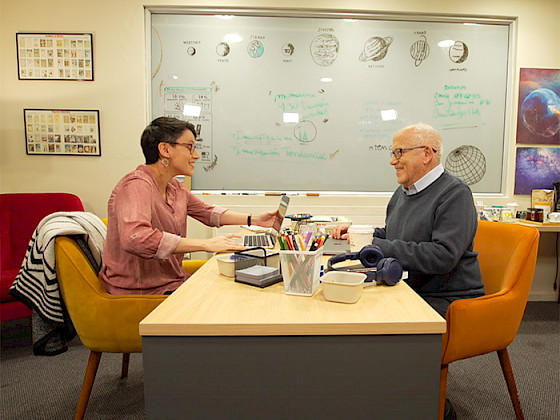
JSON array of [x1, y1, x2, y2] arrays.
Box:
[[99, 117, 280, 294]]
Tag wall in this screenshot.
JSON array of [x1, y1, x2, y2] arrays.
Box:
[[1, 0, 559, 300]]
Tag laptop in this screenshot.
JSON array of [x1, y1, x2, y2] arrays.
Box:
[[322, 236, 351, 255], [233, 195, 290, 249]]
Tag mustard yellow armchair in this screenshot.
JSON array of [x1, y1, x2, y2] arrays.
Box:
[[55, 234, 205, 420], [439, 221, 540, 420]]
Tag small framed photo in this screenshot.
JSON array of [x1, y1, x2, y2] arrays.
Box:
[[24, 109, 101, 156], [16, 33, 94, 81]]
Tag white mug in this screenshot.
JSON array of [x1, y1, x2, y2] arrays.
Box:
[[548, 212, 560, 222], [348, 225, 374, 252]]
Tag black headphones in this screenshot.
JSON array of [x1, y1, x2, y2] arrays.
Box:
[[327, 245, 403, 286]]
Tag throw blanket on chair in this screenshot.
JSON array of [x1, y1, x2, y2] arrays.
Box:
[[9, 212, 106, 355]]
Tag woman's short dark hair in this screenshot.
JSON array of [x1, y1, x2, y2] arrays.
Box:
[[140, 117, 197, 164]]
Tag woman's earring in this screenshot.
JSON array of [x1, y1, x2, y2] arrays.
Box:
[[162, 158, 169, 167]]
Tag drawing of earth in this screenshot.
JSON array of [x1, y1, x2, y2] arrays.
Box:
[[449, 41, 468, 63], [216, 42, 230, 57], [247, 40, 264, 58], [310, 34, 339, 67], [359, 36, 393, 62], [520, 88, 560, 137], [444, 145, 486, 185]]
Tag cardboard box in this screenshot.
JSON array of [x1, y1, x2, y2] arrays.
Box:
[[532, 189, 554, 213]]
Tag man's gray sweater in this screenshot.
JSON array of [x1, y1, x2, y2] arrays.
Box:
[[373, 171, 485, 299]]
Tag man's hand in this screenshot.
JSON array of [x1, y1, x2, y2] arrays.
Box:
[[331, 224, 350, 240]]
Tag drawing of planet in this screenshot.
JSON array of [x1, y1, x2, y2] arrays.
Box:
[[520, 88, 560, 137], [449, 41, 468, 63], [282, 43, 295, 56], [359, 36, 393, 62], [410, 35, 430, 67], [216, 42, 230, 57], [247, 40, 264, 58], [444, 145, 486, 185], [310, 34, 339, 67]]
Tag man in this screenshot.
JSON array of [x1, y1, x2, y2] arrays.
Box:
[[334, 123, 485, 318]]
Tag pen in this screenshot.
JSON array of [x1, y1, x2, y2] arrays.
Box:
[[286, 234, 294, 250], [296, 234, 305, 251], [292, 234, 299, 251]]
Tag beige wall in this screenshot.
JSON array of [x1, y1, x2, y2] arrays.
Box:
[[1, 0, 559, 299]]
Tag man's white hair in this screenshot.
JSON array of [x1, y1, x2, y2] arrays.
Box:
[[403, 123, 443, 160]]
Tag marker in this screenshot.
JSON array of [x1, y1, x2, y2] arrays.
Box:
[[306, 193, 320, 196], [265, 192, 282, 196]]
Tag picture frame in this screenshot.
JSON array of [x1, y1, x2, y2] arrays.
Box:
[[16, 33, 94, 81], [24, 109, 101, 156]]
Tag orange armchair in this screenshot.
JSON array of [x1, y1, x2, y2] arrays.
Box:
[[55, 233, 207, 420], [439, 221, 540, 420]]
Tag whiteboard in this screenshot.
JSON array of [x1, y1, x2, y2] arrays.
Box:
[[149, 10, 513, 193]]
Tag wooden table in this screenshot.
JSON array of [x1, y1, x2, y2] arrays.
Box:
[[140, 255, 446, 419], [514, 219, 560, 232]]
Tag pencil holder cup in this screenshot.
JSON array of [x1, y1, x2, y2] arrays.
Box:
[[279, 249, 323, 296]]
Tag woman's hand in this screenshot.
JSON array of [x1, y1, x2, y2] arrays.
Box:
[[331, 224, 350, 240], [253, 210, 282, 228], [204, 234, 245, 253]]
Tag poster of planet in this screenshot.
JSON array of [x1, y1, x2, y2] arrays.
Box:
[[514, 147, 560, 194], [516, 68, 560, 145]]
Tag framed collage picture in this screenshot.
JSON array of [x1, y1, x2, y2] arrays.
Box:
[[24, 109, 101, 156], [16, 33, 93, 81]]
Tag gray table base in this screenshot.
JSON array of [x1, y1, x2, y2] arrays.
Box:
[[143, 334, 442, 420]]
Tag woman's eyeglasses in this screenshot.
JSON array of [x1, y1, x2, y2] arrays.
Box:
[[165, 141, 197, 153]]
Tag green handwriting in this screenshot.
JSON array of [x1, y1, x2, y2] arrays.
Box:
[[433, 86, 491, 119], [231, 131, 292, 143], [231, 145, 328, 161]]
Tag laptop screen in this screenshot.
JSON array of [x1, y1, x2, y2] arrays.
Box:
[[272, 195, 290, 233]]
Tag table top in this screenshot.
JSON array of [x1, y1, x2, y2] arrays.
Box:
[[140, 254, 446, 337], [514, 220, 560, 232]]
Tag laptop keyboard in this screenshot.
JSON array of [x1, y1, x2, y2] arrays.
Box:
[[243, 235, 273, 248]]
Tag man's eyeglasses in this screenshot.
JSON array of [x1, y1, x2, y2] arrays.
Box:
[[389, 146, 437, 159], [165, 141, 197, 153]]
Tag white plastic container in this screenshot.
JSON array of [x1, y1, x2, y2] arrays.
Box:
[[216, 254, 236, 277], [216, 251, 280, 278], [347, 225, 374, 252], [322, 271, 368, 304]]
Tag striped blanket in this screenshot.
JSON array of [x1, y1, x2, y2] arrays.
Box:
[[9, 211, 106, 355]]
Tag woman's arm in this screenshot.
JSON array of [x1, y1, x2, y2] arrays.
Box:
[[219, 209, 281, 228], [173, 234, 245, 254]]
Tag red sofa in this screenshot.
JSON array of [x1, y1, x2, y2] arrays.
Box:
[[1, 193, 85, 322]]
